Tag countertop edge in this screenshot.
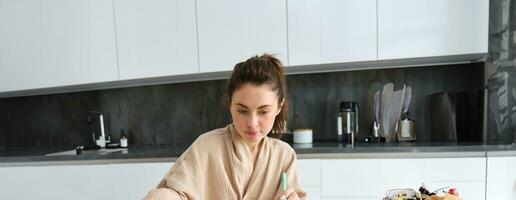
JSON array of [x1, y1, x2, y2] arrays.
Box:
[[2, 150, 515, 167], [296, 151, 488, 159]]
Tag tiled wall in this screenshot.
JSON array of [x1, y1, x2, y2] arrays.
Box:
[[0, 63, 485, 150], [486, 0, 516, 143]]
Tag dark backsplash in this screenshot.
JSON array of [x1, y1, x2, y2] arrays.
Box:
[[0, 63, 487, 150], [485, 0, 516, 143]]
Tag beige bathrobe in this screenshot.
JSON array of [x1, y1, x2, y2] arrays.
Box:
[[145, 124, 306, 200]]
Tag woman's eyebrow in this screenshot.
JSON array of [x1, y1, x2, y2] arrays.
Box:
[[235, 103, 249, 108], [234, 103, 272, 109]]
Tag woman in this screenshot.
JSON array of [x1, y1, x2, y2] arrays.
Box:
[[144, 54, 306, 200]]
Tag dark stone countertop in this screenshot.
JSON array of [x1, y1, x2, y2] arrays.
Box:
[[1, 142, 516, 165]]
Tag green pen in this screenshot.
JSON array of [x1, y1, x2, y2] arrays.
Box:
[[280, 172, 287, 200]]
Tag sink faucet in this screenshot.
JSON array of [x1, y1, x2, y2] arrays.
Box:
[[87, 111, 111, 148]]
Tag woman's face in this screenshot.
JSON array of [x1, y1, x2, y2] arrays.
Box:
[[230, 83, 282, 144]]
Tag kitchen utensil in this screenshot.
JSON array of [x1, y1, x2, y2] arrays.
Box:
[[369, 83, 382, 137], [397, 119, 416, 141], [380, 83, 394, 141], [391, 85, 406, 132], [397, 85, 416, 141], [402, 86, 413, 114]]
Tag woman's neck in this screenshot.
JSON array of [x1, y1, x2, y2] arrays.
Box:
[[242, 138, 262, 155]]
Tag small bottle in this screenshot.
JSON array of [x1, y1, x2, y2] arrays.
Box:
[[120, 129, 128, 148]]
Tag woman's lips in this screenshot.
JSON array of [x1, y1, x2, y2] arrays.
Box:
[[246, 131, 258, 136]]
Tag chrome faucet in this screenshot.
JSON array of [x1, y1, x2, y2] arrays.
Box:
[[87, 111, 111, 148]]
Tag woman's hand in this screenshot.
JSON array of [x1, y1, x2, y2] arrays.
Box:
[[274, 187, 300, 200]]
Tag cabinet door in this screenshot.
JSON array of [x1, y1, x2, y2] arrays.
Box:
[[0, 162, 173, 200], [297, 159, 321, 199], [106, 162, 174, 200], [0, 0, 118, 92], [197, 0, 288, 72], [422, 158, 486, 200], [288, 0, 377, 66], [378, 0, 489, 60], [297, 159, 321, 187], [114, 0, 198, 80], [486, 156, 516, 200], [321, 159, 424, 198], [304, 186, 321, 200]]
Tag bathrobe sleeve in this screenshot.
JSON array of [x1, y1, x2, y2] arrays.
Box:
[[274, 148, 307, 200], [144, 142, 206, 200]]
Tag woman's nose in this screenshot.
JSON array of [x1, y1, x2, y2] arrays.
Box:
[[247, 113, 259, 127]]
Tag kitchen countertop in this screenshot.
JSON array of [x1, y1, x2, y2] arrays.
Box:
[[1, 142, 516, 166]]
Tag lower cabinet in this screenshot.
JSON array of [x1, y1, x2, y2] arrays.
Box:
[[422, 158, 486, 200], [0, 160, 316, 200], [320, 157, 486, 200], [321, 158, 423, 199], [0, 162, 174, 200], [0, 156, 502, 200], [297, 159, 322, 200], [486, 156, 516, 200], [303, 186, 322, 200]]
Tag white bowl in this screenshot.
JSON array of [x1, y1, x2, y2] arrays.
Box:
[[293, 129, 313, 144]]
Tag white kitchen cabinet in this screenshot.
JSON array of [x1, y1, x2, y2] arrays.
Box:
[[106, 162, 173, 200], [0, 162, 173, 200], [297, 159, 321, 187], [321, 159, 424, 198], [287, 0, 377, 66], [0, 160, 317, 200], [422, 158, 486, 200], [297, 159, 321, 199], [321, 157, 486, 199], [486, 156, 516, 200], [114, 0, 198, 80], [196, 0, 288, 72], [304, 186, 321, 200], [0, 0, 119, 92], [422, 158, 486, 182], [377, 0, 489, 60], [0, 156, 496, 199]]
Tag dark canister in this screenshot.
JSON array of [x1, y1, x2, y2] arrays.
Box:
[[338, 101, 358, 145]]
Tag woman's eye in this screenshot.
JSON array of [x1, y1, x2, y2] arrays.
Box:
[[259, 110, 270, 115], [237, 110, 248, 114]]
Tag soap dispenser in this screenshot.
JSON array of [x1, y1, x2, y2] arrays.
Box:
[[120, 129, 128, 148]]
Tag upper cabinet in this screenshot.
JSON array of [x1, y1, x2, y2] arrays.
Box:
[[114, 0, 198, 80], [287, 0, 377, 66], [0, 0, 491, 96], [196, 0, 288, 72], [0, 0, 118, 92], [377, 0, 489, 60]]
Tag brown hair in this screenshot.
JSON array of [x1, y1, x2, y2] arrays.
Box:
[[227, 54, 288, 138]]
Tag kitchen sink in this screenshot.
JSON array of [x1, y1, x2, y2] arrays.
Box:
[[44, 148, 127, 156]]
